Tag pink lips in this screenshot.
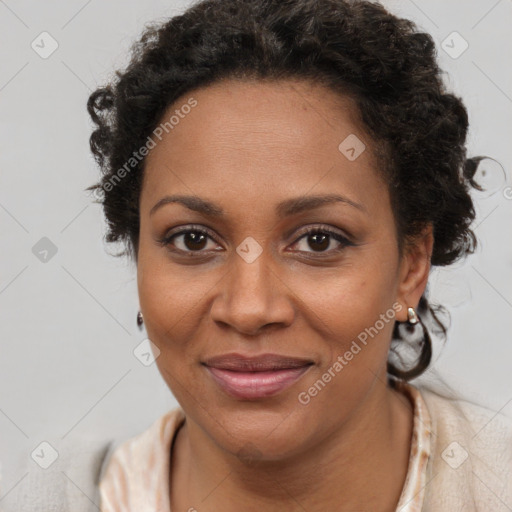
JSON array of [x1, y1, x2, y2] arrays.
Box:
[[203, 353, 313, 400]]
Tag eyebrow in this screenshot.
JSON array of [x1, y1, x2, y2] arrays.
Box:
[[149, 193, 367, 218]]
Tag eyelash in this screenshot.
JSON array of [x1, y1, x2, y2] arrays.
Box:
[[157, 224, 355, 258]]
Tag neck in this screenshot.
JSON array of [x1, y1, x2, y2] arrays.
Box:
[[170, 374, 413, 512]]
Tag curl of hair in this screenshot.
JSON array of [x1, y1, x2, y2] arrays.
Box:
[[86, 0, 487, 381]]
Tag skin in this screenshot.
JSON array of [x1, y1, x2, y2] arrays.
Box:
[[137, 78, 434, 512]]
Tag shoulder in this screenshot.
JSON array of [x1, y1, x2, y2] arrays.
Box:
[[2, 434, 113, 512], [99, 407, 185, 477], [99, 406, 186, 511], [419, 384, 512, 452], [415, 384, 512, 510]]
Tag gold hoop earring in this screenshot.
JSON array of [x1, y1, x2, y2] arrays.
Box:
[[137, 311, 144, 329], [407, 306, 419, 325]]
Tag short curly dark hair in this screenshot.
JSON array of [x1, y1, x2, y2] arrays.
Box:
[[86, 0, 483, 381]]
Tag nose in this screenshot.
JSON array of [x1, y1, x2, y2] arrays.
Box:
[[209, 247, 295, 336]]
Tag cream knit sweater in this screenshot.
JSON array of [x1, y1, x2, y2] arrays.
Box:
[[4, 382, 510, 511], [420, 384, 512, 510]]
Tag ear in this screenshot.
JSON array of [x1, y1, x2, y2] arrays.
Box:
[[395, 223, 434, 322]]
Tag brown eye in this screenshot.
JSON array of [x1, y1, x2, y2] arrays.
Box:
[[160, 227, 220, 254], [181, 231, 208, 251], [292, 226, 354, 255], [307, 232, 330, 252]]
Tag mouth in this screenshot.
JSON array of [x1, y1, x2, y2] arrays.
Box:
[[202, 353, 314, 400]]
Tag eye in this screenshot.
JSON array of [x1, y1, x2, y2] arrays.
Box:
[[290, 225, 354, 255], [158, 224, 355, 258], [158, 225, 221, 254]]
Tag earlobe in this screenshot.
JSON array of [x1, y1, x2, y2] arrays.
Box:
[[395, 224, 434, 322]]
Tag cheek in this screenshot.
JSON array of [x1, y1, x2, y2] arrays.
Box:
[[137, 258, 210, 402], [292, 271, 398, 427], [289, 262, 397, 337], [285, 253, 399, 381], [137, 253, 206, 352]]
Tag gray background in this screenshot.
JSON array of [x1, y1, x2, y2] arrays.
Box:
[[1, 0, 511, 505]]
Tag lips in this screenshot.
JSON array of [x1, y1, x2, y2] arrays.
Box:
[[202, 353, 314, 400]]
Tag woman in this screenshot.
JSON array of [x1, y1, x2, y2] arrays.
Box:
[[87, 0, 512, 510]]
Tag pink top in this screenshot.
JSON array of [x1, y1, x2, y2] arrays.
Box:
[[99, 381, 432, 511]]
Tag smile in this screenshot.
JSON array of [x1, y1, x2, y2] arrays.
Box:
[[204, 365, 313, 400]]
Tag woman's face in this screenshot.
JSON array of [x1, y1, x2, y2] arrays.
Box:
[[137, 78, 430, 460]]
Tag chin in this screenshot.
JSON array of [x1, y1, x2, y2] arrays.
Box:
[[204, 405, 314, 462]]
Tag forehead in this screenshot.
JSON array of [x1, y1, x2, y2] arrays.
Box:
[[140, 78, 387, 216]]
